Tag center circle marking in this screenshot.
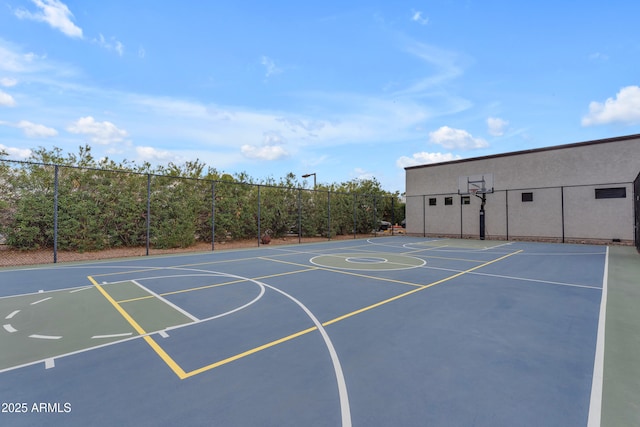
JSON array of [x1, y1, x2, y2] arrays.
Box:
[[310, 253, 425, 271], [345, 257, 387, 264]]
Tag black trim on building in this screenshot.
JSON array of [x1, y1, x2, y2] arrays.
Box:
[[405, 134, 640, 171]]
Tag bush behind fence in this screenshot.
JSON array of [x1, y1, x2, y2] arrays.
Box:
[[0, 160, 404, 266]]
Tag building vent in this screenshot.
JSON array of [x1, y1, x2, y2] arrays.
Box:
[[595, 187, 626, 199]]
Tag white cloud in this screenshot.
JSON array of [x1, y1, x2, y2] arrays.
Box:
[[16, 120, 58, 137], [581, 86, 640, 126], [15, 0, 83, 38], [588, 52, 609, 61], [394, 40, 466, 98], [397, 152, 462, 168], [0, 90, 16, 106], [135, 146, 173, 161], [241, 144, 289, 160], [67, 116, 128, 145], [429, 126, 488, 150], [94, 34, 125, 56], [0, 40, 55, 74], [0, 144, 32, 159], [261, 56, 282, 79], [0, 77, 18, 87], [487, 117, 509, 136], [352, 167, 376, 181], [1, 119, 58, 137], [411, 10, 429, 25]]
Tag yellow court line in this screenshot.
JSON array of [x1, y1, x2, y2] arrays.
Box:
[[116, 279, 250, 304], [89, 249, 523, 380], [90, 254, 299, 280], [115, 267, 318, 303], [88, 276, 188, 379], [183, 326, 318, 379], [261, 257, 426, 288], [419, 255, 487, 263], [88, 239, 395, 282], [403, 244, 449, 253], [160, 267, 319, 297], [324, 249, 522, 326], [117, 253, 422, 304], [118, 295, 155, 304], [178, 249, 523, 378]]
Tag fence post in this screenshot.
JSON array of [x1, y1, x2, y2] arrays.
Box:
[[505, 189, 509, 240], [373, 194, 377, 237], [146, 173, 151, 256], [327, 190, 331, 240], [297, 188, 302, 244], [423, 195, 426, 237], [53, 165, 59, 264], [257, 185, 261, 246], [391, 197, 395, 236], [353, 194, 357, 239], [561, 186, 565, 243], [460, 194, 463, 239], [211, 181, 215, 251]]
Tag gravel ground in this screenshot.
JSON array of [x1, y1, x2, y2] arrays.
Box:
[[0, 233, 396, 267]]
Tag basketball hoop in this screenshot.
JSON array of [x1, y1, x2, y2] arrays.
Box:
[[469, 188, 479, 197]]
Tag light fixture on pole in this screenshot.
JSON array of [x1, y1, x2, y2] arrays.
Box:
[[302, 173, 316, 188]]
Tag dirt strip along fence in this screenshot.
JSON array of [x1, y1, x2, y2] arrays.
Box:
[[0, 160, 404, 266]]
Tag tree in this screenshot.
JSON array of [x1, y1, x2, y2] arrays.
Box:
[[0, 145, 405, 252]]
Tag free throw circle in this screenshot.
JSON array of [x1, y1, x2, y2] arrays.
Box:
[[310, 253, 425, 270]]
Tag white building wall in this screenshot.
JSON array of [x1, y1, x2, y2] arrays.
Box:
[[506, 188, 563, 240], [563, 184, 634, 242], [405, 135, 640, 244]]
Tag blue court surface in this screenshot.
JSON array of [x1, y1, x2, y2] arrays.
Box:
[[0, 237, 607, 426]]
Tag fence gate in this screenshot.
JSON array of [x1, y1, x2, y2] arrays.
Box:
[[635, 172, 640, 251]]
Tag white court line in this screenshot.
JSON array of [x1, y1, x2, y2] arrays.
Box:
[[97, 270, 267, 329], [30, 297, 52, 305], [5, 310, 20, 319], [92, 332, 133, 339], [309, 253, 425, 271], [481, 242, 515, 250], [29, 334, 62, 340], [415, 263, 602, 291], [587, 246, 609, 427], [163, 271, 266, 326], [262, 281, 351, 427], [130, 279, 199, 322], [45, 359, 55, 369], [70, 286, 92, 293], [0, 334, 150, 374], [0, 283, 105, 300], [468, 271, 602, 290], [403, 244, 449, 252], [3, 324, 17, 333], [514, 252, 606, 256]]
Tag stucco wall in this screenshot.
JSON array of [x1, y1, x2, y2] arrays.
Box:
[[405, 135, 640, 244]]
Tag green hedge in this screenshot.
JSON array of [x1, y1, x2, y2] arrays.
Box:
[[0, 146, 405, 251]]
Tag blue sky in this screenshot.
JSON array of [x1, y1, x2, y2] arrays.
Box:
[[1, 1, 639, 192]]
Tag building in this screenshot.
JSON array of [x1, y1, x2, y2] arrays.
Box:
[[404, 134, 640, 248]]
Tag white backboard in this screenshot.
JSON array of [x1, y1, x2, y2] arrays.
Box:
[[458, 173, 494, 195]]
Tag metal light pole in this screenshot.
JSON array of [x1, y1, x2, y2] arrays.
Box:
[[302, 173, 316, 188]]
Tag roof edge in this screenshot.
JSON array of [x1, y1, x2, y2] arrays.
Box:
[[404, 133, 640, 170]]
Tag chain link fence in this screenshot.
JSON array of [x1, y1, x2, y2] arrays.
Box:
[[0, 160, 405, 267]]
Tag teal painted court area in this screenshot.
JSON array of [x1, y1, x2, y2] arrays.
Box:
[[0, 236, 637, 426]]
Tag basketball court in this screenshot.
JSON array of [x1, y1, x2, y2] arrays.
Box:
[[0, 236, 625, 426]]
